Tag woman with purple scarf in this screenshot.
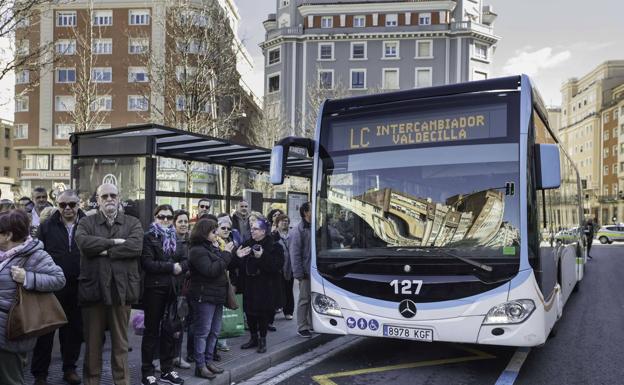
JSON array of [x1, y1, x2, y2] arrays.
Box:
[[140, 204, 188, 385]]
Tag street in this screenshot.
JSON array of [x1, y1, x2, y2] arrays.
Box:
[[251, 244, 624, 385]]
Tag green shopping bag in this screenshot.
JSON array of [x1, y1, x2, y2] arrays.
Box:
[[219, 294, 245, 338]]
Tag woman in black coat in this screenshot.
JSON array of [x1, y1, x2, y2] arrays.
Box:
[[235, 218, 284, 353], [140, 204, 188, 385], [188, 218, 234, 379]]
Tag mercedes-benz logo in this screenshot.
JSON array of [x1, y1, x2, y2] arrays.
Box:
[[399, 299, 417, 318]]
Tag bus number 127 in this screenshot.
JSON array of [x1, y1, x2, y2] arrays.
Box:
[[390, 279, 423, 295]]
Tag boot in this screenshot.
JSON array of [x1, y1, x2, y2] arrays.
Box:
[[195, 365, 216, 379], [241, 333, 258, 349], [257, 337, 267, 353]]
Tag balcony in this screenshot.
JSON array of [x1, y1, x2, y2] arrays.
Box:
[[450, 21, 494, 36], [266, 26, 304, 41]]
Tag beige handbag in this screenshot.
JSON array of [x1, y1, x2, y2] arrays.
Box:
[[225, 272, 238, 310]]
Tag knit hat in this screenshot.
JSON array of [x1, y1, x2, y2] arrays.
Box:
[[218, 215, 232, 227]]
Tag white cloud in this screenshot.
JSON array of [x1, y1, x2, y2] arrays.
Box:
[[502, 47, 571, 77]]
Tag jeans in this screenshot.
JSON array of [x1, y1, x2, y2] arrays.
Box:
[[193, 301, 223, 365]]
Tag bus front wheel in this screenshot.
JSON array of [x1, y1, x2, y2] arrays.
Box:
[[599, 236, 609, 244]]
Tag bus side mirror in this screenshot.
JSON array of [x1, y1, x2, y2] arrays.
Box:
[[270, 145, 286, 185], [535, 144, 561, 190]]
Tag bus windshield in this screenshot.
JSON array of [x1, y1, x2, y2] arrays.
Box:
[[316, 143, 521, 262]]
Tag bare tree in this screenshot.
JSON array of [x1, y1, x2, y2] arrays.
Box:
[[135, 0, 244, 137], [62, 2, 112, 132]]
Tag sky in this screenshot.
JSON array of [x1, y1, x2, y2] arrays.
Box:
[[1, 0, 622, 120]]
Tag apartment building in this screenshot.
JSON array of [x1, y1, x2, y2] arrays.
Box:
[[260, 0, 499, 138], [13, 0, 259, 192], [559, 60, 624, 222], [0, 120, 19, 200]]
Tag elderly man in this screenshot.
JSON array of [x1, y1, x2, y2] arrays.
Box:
[[75, 183, 144, 385], [31, 186, 52, 229], [231, 200, 251, 241], [31, 190, 85, 385]]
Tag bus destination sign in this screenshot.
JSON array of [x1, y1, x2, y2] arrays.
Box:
[[326, 104, 507, 151]]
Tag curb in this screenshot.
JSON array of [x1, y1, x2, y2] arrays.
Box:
[[185, 334, 337, 385]]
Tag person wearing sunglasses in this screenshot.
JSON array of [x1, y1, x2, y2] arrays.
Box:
[[235, 218, 284, 354], [75, 183, 144, 385], [31, 190, 85, 385], [140, 204, 187, 385]]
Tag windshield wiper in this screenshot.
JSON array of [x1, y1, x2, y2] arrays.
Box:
[[397, 248, 493, 273], [327, 256, 391, 270]]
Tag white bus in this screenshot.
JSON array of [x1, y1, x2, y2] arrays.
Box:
[[270, 75, 585, 346]]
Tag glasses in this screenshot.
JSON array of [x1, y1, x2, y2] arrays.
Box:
[[100, 193, 118, 200], [58, 202, 78, 209], [220, 226, 231, 231], [199, 204, 210, 209], [156, 215, 174, 220]]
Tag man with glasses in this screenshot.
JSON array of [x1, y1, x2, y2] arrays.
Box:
[[31, 190, 85, 385], [75, 183, 144, 385]]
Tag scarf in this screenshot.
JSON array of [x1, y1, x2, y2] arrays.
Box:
[[149, 222, 177, 255], [0, 236, 34, 262]]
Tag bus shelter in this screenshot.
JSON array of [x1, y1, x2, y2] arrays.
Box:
[[70, 124, 312, 228]]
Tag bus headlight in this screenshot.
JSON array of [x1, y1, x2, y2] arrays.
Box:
[[312, 292, 343, 318], [483, 299, 535, 325]]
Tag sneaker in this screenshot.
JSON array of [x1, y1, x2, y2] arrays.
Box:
[[161, 370, 184, 385], [63, 371, 82, 385], [275, 307, 283, 313], [141, 376, 158, 385], [216, 340, 230, 352], [297, 330, 312, 338], [173, 357, 191, 369], [285, 314, 293, 320]]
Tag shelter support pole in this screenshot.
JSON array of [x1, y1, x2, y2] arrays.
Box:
[[226, 165, 232, 214]]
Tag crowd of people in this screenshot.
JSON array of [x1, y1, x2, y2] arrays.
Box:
[[0, 184, 313, 385]]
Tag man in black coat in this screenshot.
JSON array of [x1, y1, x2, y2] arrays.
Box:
[[31, 190, 84, 385]]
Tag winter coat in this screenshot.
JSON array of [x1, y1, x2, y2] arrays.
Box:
[[0, 240, 66, 353], [38, 209, 85, 281], [188, 241, 232, 305], [288, 220, 311, 280], [273, 230, 292, 281], [74, 211, 144, 306], [235, 236, 283, 316], [231, 212, 251, 242], [141, 231, 189, 289]]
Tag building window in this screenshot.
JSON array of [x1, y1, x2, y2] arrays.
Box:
[[3, 167, 8, 177], [614, 164, 618, 174], [55, 96, 75, 112], [3, 147, 8, 159], [353, 15, 365, 27], [128, 95, 149, 111], [268, 47, 281, 65], [350, 42, 366, 60], [604, 113, 610, 123], [24, 155, 49, 170], [129, 38, 149, 54], [54, 124, 74, 140], [604, 166, 609, 176], [52, 155, 71, 170], [14, 124, 28, 139], [4, 128, 8, 140], [604, 131, 610, 140], [55, 68, 76, 83], [383, 41, 399, 59], [129, 9, 150, 25], [415, 40, 432, 58], [128, 67, 149, 82], [91, 68, 112, 82], [92, 39, 112, 54], [604, 148, 609, 158], [15, 96, 29, 112], [419, 12, 431, 25], [280, 0, 290, 7], [321, 16, 333, 28], [90, 95, 112, 111], [268, 73, 280, 93], [318, 43, 334, 60], [92, 10, 113, 26], [473, 71, 488, 81], [474, 43, 488, 60], [57, 11, 77, 27], [55, 39, 76, 55], [350, 69, 366, 89], [318, 70, 333, 89], [175, 66, 197, 82], [383, 68, 399, 90], [614, 128, 617, 138], [16, 40, 29, 56], [15, 70, 29, 84], [415, 67, 432, 88], [385, 14, 398, 26], [175, 95, 186, 111]]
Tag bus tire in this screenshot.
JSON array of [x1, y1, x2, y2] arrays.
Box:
[[548, 322, 559, 339], [599, 236, 609, 244]]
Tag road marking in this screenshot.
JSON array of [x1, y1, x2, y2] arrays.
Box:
[[312, 345, 496, 385], [493, 347, 531, 385]]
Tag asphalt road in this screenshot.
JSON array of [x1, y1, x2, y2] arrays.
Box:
[[260, 244, 624, 385]]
